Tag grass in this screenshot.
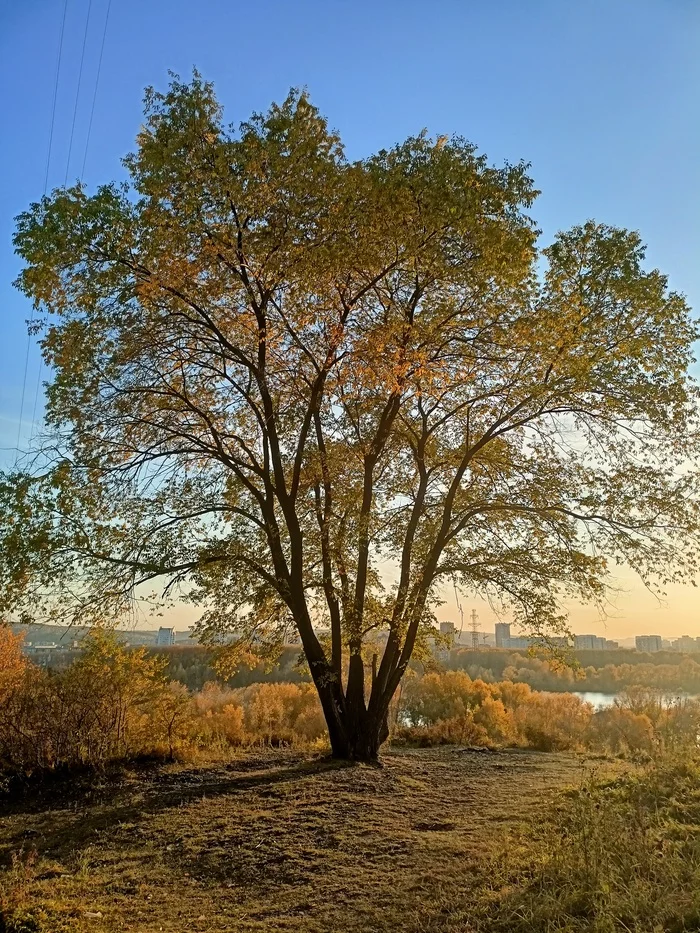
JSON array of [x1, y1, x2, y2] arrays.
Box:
[[0, 747, 597, 933], [471, 751, 700, 932]]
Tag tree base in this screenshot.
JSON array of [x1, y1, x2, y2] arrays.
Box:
[[329, 750, 384, 766]]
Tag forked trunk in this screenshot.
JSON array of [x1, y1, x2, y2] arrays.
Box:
[[318, 683, 390, 762], [328, 713, 388, 762]]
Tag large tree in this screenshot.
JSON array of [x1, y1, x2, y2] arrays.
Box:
[[2, 75, 699, 760]]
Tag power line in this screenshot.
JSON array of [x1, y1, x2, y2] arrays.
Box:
[[44, 0, 69, 195], [30, 0, 72, 445], [64, 0, 93, 188], [13, 333, 34, 467], [81, 0, 112, 180], [14, 0, 69, 465], [29, 0, 112, 450], [29, 0, 112, 451]]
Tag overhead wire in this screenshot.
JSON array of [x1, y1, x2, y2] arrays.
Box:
[[81, 0, 111, 179], [63, 0, 93, 188], [30, 0, 111, 448], [44, 0, 69, 196], [14, 0, 69, 465]]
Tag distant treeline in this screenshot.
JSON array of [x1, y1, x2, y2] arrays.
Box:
[[30, 642, 700, 695], [150, 644, 310, 690], [5, 629, 698, 778], [444, 648, 700, 694], [155, 645, 700, 695]]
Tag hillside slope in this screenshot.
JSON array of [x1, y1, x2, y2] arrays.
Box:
[[0, 748, 588, 932]]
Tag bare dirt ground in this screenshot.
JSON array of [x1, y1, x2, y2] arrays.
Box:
[[0, 747, 602, 932]]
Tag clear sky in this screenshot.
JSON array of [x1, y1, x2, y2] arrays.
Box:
[[1, 0, 698, 638]]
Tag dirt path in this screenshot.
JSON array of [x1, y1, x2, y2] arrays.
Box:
[[0, 748, 596, 932]]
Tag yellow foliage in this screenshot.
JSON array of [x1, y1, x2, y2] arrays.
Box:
[[0, 628, 26, 703], [585, 707, 654, 754], [473, 697, 517, 744]]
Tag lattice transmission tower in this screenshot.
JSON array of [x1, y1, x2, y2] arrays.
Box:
[[469, 609, 479, 650]]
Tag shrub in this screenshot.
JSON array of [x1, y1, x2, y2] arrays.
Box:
[[0, 629, 27, 703], [0, 631, 176, 774], [495, 679, 532, 711], [585, 707, 655, 755], [396, 673, 595, 750], [190, 682, 246, 746], [473, 697, 517, 745], [656, 697, 700, 750], [237, 682, 325, 745], [150, 681, 194, 758], [0, 666, 57, 772], [394, 712, 490, 748], [4, 640, 697, 773], [400, 670, 479, 726], [514, 691, 592, 751]]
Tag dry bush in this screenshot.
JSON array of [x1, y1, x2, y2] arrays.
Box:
[[0, 631, 177, 774], [237, 682, 326, 745], [400, 670, 493, 726], [394, 712, 490, 748], [395, 670, 594, 750], [0, 639, 329, 776], [4, 637, 697, 774], [150, 681, 194, 759], [496, 679, 532, 710], [612, 687, 700, 751], [513, 690, 592, 751], [193, 681, 240, 714], [0, 629, 27, 703], [292, 701, 328, 742], [186, 681, 325, 751], [0, 666, 58, 773], [615, 684, 666, 722], [473, 697, 517, 745], [656, 697, 700, 750], [189, 681, 245, 746], [192, 705, 245, 748], [585, 707, 655, 755]]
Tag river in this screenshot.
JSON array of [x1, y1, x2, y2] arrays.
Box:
[[572, 691, 618, 709], [572, 691, 696, 709]]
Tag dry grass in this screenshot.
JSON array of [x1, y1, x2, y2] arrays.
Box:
[[0, 747, 599, 932]]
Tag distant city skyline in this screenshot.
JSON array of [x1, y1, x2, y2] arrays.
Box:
[[18, 618, 700, 654], [435, 563, 699, 641], [116, 592, 696, 645]]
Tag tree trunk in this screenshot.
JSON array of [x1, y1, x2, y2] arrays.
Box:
[[298, 616, 392, 762], [327, 713, 386, 762], [316, 678, 390, 762]]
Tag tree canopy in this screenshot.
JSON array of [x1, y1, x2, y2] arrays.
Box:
[[2, 74, 699, 758]]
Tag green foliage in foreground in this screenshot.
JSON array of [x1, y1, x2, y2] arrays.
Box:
[[475, 752, 700, 932]]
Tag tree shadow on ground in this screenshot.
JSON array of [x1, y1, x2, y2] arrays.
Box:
[[0, 754, 354, 863]]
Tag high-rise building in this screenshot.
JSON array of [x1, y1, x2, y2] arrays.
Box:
[[155, 627, 175, 647], [495, 622, 511, 648], [635, 635, 662, 653], [673, 635, 698, 653], [574, 634, 607, 651], [507, 636, 531, 650]]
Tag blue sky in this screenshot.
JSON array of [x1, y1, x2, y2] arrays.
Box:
[[1, 0, 698, 636]]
